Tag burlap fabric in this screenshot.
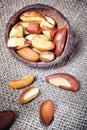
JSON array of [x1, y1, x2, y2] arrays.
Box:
[[0, 0, 87, 130]]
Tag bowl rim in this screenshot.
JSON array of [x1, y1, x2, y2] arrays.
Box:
[[5, 3, 73, 68]]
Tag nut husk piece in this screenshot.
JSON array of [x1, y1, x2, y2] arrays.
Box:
[[0, 110, 15, 130]]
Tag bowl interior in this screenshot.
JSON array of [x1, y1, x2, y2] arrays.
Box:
[[5, 4, 71, 68]]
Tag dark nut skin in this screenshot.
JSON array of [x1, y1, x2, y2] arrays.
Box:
[[53, 27, 67, 56], [26, 23, 41, 34], [40, 99, 54, 125], [0, 110, 15, 130], [46, 73, 79, 92]]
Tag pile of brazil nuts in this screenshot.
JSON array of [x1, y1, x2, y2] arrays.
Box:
[[7, 11, 67, 62], [6, 11, 80, 126], [7, 72, 79, 125]]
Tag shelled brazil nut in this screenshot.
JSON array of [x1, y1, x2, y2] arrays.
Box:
[[40, 99, 54, 125], [8, 74, 35, 89], [46, 73, 79, 92], [7, 11, 68, 64], [19, 86, 40, 104]]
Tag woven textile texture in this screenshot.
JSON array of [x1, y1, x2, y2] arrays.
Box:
[[0, 0, 87, 130]]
